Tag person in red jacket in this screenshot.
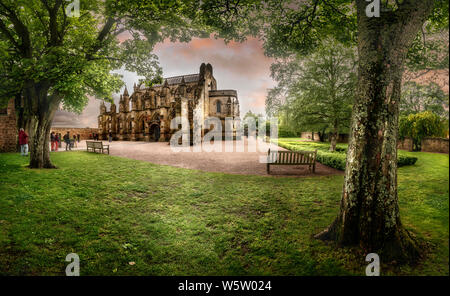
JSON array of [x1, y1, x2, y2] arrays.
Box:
[[18, 128, 29, 156], [54, 133, 59, 151]]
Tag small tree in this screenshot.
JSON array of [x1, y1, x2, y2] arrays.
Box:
[[399, 111, 446, 151], [267, 38, 356, 151]]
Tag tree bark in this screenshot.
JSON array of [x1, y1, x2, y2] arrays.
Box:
[[23, 81, 60, 169], [315, 0, 435, 263]]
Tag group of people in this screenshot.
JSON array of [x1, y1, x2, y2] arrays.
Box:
[[50, 132, 62, 151], [89, 133, 100, 141], [17, 128, 97, 156], [51, 131, 81, 151], [88, 132, 114, 142]]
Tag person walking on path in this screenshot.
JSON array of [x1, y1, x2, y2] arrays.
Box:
[[72, 135, 77, 148], [63, 131, 71, 151], [108, 132, 112, 143], [77, 134, 80, 143], [50, 132, 56, 151], [18, 128, 29, 156]]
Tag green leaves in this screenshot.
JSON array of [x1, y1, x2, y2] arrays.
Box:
[[0, 0, 212, 113], [399, 111, 447, 150], [262, 0, 356, 58], [400, 81, 449, 119], [266, 38, 356, 134]]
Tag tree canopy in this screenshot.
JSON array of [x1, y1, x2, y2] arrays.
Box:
[[400, 81, 449, 119], [266, 38, 357, 150], [399, 111, 447, 150]]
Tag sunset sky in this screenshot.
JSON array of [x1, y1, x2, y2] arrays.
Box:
[[52, 36, 276, 128]]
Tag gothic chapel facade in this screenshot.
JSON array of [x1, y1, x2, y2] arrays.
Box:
[[98, 63, 240, 142]]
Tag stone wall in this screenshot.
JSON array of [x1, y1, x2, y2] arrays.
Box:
[[0, 99, 17, 152], [421, 137, 449, 154], [50, 127, 100, 140], [397, 137, 413, 151], [300, 132, 320, 141]]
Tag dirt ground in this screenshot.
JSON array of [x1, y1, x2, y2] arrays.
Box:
[[70, 138, 343, 177]]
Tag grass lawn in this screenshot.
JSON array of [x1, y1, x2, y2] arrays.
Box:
[[0, 147, 448, 275]]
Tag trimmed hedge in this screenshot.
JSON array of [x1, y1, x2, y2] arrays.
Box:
[[275, 141, 417, 171], [315, 151, 347, 170], [398, 154, 418, 167]]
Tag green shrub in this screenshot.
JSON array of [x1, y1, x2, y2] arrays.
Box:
[[278, 126, 300, 138], [276, 140, 418, 171], [398, 154, 418, 167], [315, 152, 347, 170], [399, 111, 447, 151]]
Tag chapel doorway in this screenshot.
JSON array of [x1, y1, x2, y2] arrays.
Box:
[[149, 124, 161, 142]]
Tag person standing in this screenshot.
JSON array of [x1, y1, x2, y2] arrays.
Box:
[[50, 132, 56, 151], [54, 133, 59, 151], [77, 134, 80, 143], [63, 131, 71, 151], [108, 132, 112, 143], [72, 135, 77, 148], [58, 133, 62, 148], [18, 128, 29, 156]]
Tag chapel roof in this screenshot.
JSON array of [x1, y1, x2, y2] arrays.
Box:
[[152, 73, 200, 87]]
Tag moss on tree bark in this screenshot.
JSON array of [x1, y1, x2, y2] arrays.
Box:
[[315, 0, 435, 264]]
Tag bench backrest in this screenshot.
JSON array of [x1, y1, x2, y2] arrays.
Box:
[[93, 142, 103, 149], [86, 141, 103, 148], [268, 149, 317, 164]]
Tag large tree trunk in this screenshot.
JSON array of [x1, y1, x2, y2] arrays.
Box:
[[315, 0, 435, 263], [23, 81, 60, 169]]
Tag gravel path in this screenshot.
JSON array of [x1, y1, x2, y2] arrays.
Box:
[[67, 139, 343, 177]]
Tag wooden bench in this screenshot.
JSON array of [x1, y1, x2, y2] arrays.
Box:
[[267, 148, 317, 174], [86, 141, 109, 154]]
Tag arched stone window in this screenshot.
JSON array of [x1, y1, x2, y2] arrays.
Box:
[[216, 100, 221, 113]]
